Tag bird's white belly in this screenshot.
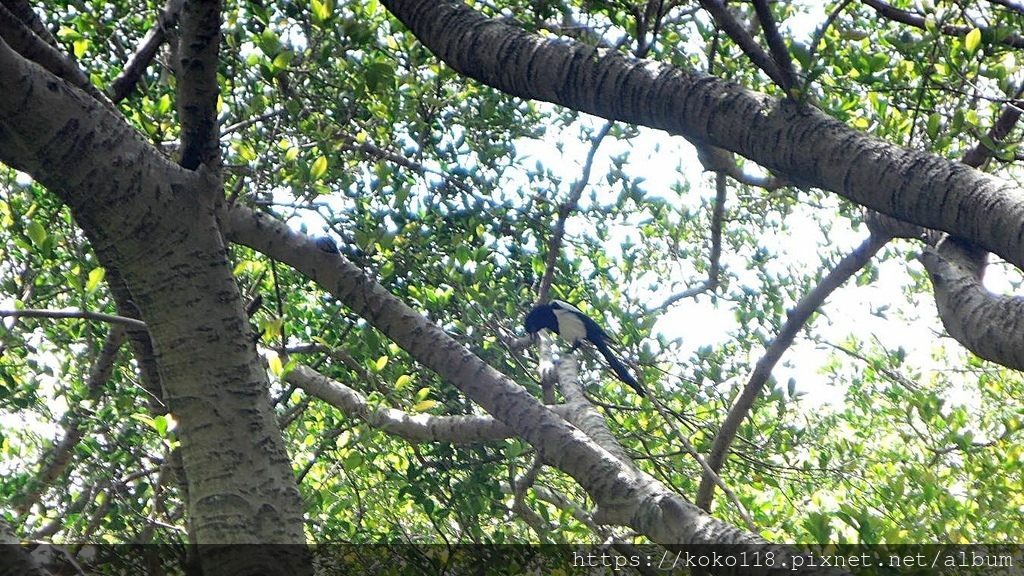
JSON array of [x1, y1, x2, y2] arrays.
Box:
[[553, 308, 587, 344]]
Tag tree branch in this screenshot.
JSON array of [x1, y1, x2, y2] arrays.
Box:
[[863, 0, 1024, 49], [962, 87, 1024, 168], [287, 364, 520, 443], [536, 120, 613, 303], [223, 202, 806, 554], [175, 0, 222, 170], [378, 0, 1024, 275], [109, 0, 185, 103], [654, 168, 728, 310], [751, 0, 798, 92], [13, 326, 125, 514], [103, 265, 166, 410], [920, 86, 1024, 367], [0, 521, 53, 576], [921, 236, 1024, 370], [985, 0, 1024, 14], [1, 0, 59, 48], [697, 0, 792, 91], [0, 308, 147, 329], [0, 2, 112, 108], [695, 232, 891, 510]]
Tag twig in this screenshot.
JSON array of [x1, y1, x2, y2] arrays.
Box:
[[695, 232, 891, 509], [0, 308, 147, 330], [535, 121, 613, 302]]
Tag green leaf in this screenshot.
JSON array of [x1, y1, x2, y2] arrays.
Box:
[[412, 399, 437, 412], [272, 50, 294, 70], [236, 142, 257, 162], [268, 354, 284, 376], [310, 155, 328, 180], [395, 374, 412, 390], [364, 62, 395, 92], [311, 0, 333, 23], [156, 94, 172, 115], [131, 413, 156, 430], [926, 113, 941, 139], [85, 267, 105, 293], [802, 512, 833, 542], [73, 39, 89, 58], [26, 220, 46, 247], [154, 415, 169, 436], [258, 29, 281, 56], [964, 28, 982, 54], [342, 452, 364, 470]]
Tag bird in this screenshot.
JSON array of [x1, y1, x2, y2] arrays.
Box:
[[524, 300, 645, 397]]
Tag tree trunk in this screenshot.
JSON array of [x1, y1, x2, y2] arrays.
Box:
[[0, 32, 308, 576]]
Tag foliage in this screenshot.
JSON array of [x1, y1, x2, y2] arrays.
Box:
[[2, 0, 1023, 552]]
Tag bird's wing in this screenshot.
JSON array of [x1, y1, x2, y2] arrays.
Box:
[[550, 299, 584, 315]]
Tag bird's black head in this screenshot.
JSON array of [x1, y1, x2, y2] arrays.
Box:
[[524, 303, 558, 336]]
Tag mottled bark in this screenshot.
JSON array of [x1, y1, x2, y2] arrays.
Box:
[[381, 0, 1024, 274], [176, 0, 222, 170], [0, 33, 308, 575], [922, 237, 1024, 370], [223, 205, 853, 575]]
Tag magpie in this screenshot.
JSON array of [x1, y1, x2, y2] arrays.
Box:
[[524, 300, 645, 397]]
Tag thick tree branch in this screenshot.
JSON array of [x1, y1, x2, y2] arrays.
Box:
[[222, 203, 832, 560], [0, 523, 52, 576], [921, 88, 1024, 367], [556, 357, 636, 467], [176, 0, 222, 170], [0, 33, 309, 557], [857, 89, 1024, 370], [0, 2, 111, 108], [921, 237, 1024, 370], [380, 0, 1024, 276], [1, 0, 59, 48], [697, 0, 791, 91], [110, 0, 185, 103]]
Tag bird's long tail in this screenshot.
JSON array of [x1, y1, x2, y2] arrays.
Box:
[[593, 339, 645, 397]]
